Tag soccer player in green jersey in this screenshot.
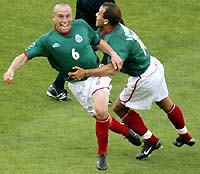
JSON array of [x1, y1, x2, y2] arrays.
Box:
[[68, 2, 196, 161], [3, 2, 142, 171], [47, 0, 121, 103]]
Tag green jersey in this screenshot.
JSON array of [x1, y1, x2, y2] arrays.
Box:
[[98, 24, 150, 76], [25, 19, 100, 82]]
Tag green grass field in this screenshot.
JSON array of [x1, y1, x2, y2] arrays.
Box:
[[0, 0, 199, 173]]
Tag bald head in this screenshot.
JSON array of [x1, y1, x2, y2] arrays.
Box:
[[52, 2, 71, 16]]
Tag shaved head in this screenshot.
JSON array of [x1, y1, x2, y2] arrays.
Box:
[[52, 2, 70, 15]]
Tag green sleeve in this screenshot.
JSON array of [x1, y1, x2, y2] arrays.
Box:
[[24, 33, 50, 59]]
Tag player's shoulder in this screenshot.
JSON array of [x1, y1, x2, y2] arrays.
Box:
[[117, 24, 135, 39], [37, 28, 57, 44], [73, 19, 91, 30], [73, 19, 88, 25], [110, 24, 126, 38], [40, 28, 56, 38]]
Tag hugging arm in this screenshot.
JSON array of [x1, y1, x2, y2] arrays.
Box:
[[68, 63, 117, 81]]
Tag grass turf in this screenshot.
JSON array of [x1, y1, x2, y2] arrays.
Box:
[[0, 0, 199, 173]]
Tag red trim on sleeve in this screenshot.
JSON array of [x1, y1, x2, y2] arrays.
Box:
[[97, 38, 103, 45], [23, 51, 30, 60]]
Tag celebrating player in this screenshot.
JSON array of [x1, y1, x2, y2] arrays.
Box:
[[3, 2, 141, 171], [69, 2, 196, 162], [47, 0, 120, 104]]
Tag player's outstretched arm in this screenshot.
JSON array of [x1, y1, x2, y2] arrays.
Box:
[[3, 53, 28, 84]]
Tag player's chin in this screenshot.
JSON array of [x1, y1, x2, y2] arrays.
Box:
[[60, 28, 70, 33], [58, 25, 71, 33]]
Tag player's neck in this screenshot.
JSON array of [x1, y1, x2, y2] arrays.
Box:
[[100, 24, 118, 34]]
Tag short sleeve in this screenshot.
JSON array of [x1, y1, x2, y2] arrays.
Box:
[[24, 34, 50, 59]]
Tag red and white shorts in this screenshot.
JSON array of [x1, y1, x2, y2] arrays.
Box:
[[68, 76, 112, 116], [120, 56, 169, 110]]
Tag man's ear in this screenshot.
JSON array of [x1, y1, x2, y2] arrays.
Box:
[[52, 15, 55, 22], [104, 19, 109, 25]]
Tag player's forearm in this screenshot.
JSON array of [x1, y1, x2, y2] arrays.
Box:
[[97, 39, 116, 57], [97, 39, 122, 70], [7, 53, 28, 72], [85, 63, 116, 77]]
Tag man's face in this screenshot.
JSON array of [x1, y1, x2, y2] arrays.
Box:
[[96, 6, 107, 28], [52, 4, 73, 34]]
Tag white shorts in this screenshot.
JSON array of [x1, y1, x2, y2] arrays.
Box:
[[68, 76, 112, 116], [120, 56, 169, 110]]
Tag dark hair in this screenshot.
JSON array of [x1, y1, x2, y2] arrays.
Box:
[[102, 2, 121, 26]]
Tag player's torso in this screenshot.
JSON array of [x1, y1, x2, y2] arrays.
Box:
[[100, 24, 151, 76], [45, 22, 99, 74]]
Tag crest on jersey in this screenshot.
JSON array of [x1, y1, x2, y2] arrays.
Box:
[[75, 34, 83, 43]]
